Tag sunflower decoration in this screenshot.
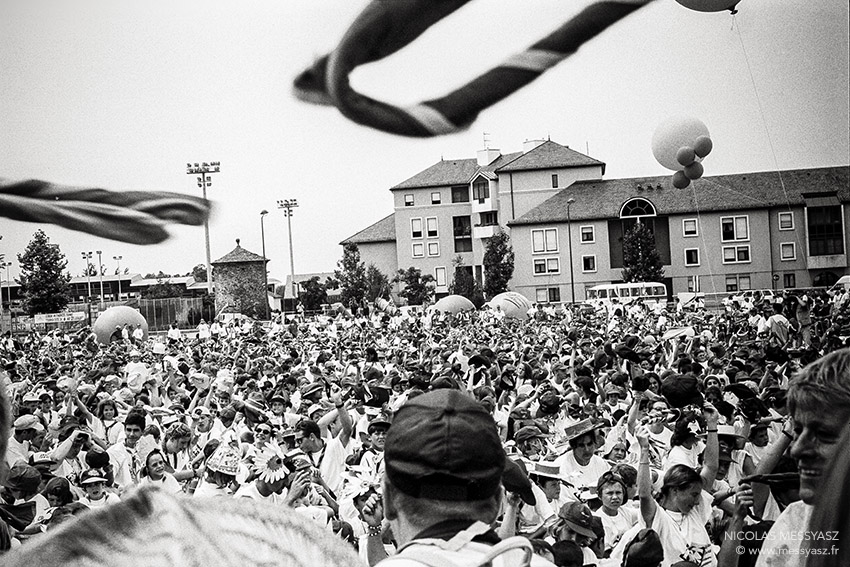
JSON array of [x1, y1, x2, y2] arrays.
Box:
[[253, 442, 290, 484]]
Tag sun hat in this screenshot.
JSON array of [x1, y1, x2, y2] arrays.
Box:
[[556, 501, 596, 538], [13, 415, 44, 432]]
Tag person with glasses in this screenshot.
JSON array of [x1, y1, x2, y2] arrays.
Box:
[[293, 391, 353, 495]]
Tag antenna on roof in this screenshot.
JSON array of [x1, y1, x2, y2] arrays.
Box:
[[586, 141, 590, 155], [482, 131, 490, 149]]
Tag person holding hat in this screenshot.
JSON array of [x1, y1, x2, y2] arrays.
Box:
[[6, 415, 44, 468], [363, 389, 557, 566]]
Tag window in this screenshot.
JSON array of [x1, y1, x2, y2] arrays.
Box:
[[533, 258, 560, 275], [453, 216, 472, 253], [721, 216, 749, 242], [532, 228, 558, 253], [551, 174, 559, 188], [683, 219, 698, 237], [687, 275, 700, 293], [431, 192, 441, 205], [472, 179, 490, 202], [536, 287, 561, 303], [435, 267, 447, 287], [807, 205, 844, 256], [412, 243, 424, 258], [621, 198, 657, 218], [426, 217, 438, 238], [580, 226, 595, 243], [411, 218, 423, 239], [479, 211, 498, 226], [725, 274, 751, 292], [780, 242, 796, 261], [783, 273, 796, 288], [582, 255, 597, 272], [427, 242, 440, 257], [778, 212, 794, 230], [451, 185, 469, 203], [684, 248, 700, 266], [404, 194, 414, 207], [722, 245, 751, 264]]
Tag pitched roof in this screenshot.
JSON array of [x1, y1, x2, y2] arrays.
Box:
[[212, 240, 267, 264], [495, 140, 605, 173], [508, 166, 850, 226], [390, 152, 522, 190], [340, 213, 396, 244]]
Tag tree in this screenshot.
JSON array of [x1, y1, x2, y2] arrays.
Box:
[[191, 263, 208, 283], [449, 256, 485, 308], [142, 279, 183, 299], [483, 230, 515, 298], [394, 267, 434, 306], [334, 243, 367, 306], [144, 271, 172, 279], [365, 264, 391, 301], [17, 230, 71, 315], [622, 222, 665, 282], [299, 276, 328, 312]]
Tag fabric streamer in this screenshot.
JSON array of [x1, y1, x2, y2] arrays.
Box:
[[0, 178, 211, 245], [294, 0, 655, 137]]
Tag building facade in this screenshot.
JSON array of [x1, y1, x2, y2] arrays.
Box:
[[342, 140, 850, 305]]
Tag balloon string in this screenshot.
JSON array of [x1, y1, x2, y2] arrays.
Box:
[[690, 182, 720, 307], [734, 16, 806, 261]]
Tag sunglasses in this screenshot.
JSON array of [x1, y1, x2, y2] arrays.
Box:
[[256, 428, 272, 434]]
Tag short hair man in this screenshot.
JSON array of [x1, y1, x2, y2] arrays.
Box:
[[367, 390, 555, 566]]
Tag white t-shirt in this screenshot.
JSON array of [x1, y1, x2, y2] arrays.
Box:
[[555, 452, 611, 499], [646, 491, 716, 567], [594, 506, 640, 553], [754, 501, 814, 567]]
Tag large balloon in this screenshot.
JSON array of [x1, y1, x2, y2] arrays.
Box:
[[487, 292, 533, 320], [432, 295, 475, 315], [652, 117, 710, 171], [92, 306, 148, 345], [675, 0, 741, 13], [374, 297, 398, 316]]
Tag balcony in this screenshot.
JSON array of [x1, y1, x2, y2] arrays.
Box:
[[470, 194, 497, 214], [473, 224, 497, 239], [806, 253, 847, 270]]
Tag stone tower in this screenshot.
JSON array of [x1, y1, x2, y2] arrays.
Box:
[[211, 239, 268, 318]]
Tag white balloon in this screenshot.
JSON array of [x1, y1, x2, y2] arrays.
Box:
[[652, 116, 710, 171]]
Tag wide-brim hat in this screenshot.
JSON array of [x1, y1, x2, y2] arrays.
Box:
[[530, 461, 572, 485], [563, 418, 600, 443]]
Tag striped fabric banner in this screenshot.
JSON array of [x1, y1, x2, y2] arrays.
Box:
[[0, 178, 211, 245], [294, 0, 655, 137]]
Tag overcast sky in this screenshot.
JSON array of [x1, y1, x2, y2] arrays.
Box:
[[1, 0, 848, 283]]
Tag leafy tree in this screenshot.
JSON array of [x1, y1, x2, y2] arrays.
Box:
[[483, 230, 514, 298], [142, 279, 184, 299], [449, 256, 485, 308], [365, 264, 391, 301], [17, 230, 71, 315], [144, 271, 172, 279], [334, 243, 367, 306], [299, 276, 328, 312], [394, 267, 434, 306], [622, 222, 665, 282], [191, 263, 208, 283]]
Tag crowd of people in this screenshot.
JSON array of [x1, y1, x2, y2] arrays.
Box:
[[1, 286, 849, 566]]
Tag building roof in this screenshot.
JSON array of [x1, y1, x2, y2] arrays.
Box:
[[508, 166, 850, 226], [129, 276, 195, 288], [69, 273, 142, 285], [390, 152, 522, 190], [282, 272, 337, 299], [494, 140, 606, 173], [340, 213, 396, 245], [211, 240, 268, 264]]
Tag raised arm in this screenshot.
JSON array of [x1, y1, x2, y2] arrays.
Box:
[[635, 423, 658, 527]]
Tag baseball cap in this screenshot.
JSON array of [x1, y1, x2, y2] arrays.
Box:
[[384, 390, 505, 502], [79, 469, 108, 485], [514, 425, 548, 444], [13, 415, 44, 432], [557, 501, 596, 538]]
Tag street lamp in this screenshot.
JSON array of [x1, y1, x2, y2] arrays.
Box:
[[1, 261, 12, 316], [96, 250, 104, 306], [187, 161, 220, 294], [277, 199, 299, 312], [113, 255, 123, 300], [566, 198, 576, 305], [81, 251, 93, 301], [260, 210, 270, 320]]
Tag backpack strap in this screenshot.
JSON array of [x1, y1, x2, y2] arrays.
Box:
[[391, 523, 534, 567]]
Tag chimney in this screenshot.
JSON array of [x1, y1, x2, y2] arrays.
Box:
[[523, 139, 546, 153], [477, 148, 501, 166]]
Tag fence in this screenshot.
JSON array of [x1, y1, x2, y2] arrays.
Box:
[[136, 297, 214, 331]]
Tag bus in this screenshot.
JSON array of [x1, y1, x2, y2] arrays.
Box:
[[584, 282, 668, 309]]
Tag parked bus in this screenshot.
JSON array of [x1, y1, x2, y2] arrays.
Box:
[[584, 282, 668, 309]]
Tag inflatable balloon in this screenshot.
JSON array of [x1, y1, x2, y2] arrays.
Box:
[[487, 292, 533, 320], [652, 117, 710, 171], [675, 0, 741, 13], [432, 294, 475, 315], [684, 162, 704, 180], [92, 306, 148, 345], [375, 297, 398, 316], [672, 171, 691, 189], [693, 135, 713, 158], [676, 146, 696, 167]]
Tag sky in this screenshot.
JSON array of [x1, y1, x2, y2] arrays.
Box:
[[1, 0, 848, 284]]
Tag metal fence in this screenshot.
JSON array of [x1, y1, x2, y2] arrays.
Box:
[[137, 297, 214, 331]]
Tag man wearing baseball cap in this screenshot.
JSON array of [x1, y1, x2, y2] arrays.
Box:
[[6, 415, 44, 468], [365, 390, 555, 566]]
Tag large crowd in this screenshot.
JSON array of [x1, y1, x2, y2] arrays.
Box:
[[2, 286, 850, 567]]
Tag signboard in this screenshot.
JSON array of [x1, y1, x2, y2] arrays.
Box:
[[34, 311, 86, 324]]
